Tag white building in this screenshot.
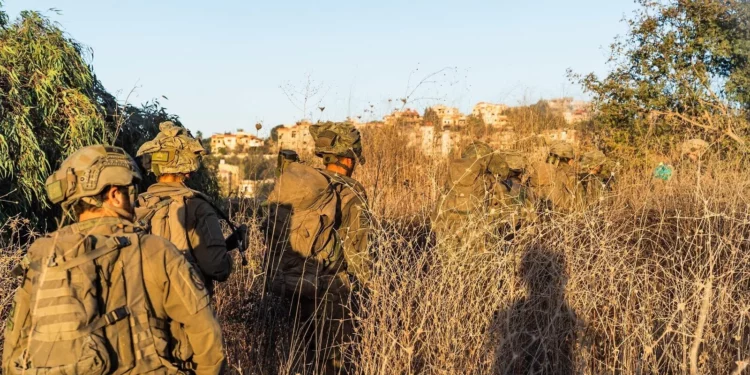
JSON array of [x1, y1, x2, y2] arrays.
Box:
[[217, 160, 240, 194], [275, 121, 314, 152], [238, 178, 274, 198], [211, 132, 264, 152], [472, 102, 508, 127], [430, 105, 466, 127]]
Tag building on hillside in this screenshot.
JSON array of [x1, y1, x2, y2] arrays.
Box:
[[275, 121, 314, 152], [383, 108, 422, 126], [407, 125, 460, 157], [217, 159, 240, 195], [430, 105, 466, 127], [238, 178, 275, 198], [472, 102, 509, 127], [546, 98, 592, 124], [211, 132, 264, 153]]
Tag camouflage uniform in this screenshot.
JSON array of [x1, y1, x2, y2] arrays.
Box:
[[529, 142, 582, 214], [495, 150, 538, 227], [264, 122, 371, 374], [577, 150, 615, 205], [2, 145, 225, 375], [432, 142, 512, 244], [135, 121, 233, 291]]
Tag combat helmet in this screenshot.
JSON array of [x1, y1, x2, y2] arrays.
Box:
[[680, 139, 709, 160], [136, 121, 206, 176], [497, 150, 528, 174], [548, 141, 575, 160], [309, 122, 365, 164], [579, 150, 608, 171], [461, 141, 494, 159], [45, 145, 141, 210]]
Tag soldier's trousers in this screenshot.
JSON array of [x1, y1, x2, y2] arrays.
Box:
[[270, 271, 356, 375]]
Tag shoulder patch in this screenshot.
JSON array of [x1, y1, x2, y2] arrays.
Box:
[[189, 266, 206, 292]]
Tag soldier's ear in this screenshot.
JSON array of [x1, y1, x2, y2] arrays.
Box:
[[105, 186, 128, 209]]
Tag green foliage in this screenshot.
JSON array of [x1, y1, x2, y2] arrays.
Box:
[[569, 0, 750, 150], [0, 11, 109, 227], [726, 1, 750, 109], [0, 1, 7, 28], [108, 97, 221, 203], [0, 9, 220, 227]]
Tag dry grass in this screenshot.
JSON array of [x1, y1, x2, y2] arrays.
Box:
[[2, 126, 750, 374]]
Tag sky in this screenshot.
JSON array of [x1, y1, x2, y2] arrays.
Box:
[[4, 0, 638, 137]]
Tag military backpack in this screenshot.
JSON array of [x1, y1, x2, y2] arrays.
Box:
[[135, 189, 208, 259], [264, 162, 360, 273], [5, 229, 167, 375]]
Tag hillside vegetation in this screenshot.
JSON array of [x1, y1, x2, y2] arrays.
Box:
[[2, 1, 750, 374]]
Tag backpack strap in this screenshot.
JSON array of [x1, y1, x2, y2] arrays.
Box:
[[53, 236, 131, 271], [136, 197, 174, 229], [31, 235, 133, 342], [124, 233, 161, 364]]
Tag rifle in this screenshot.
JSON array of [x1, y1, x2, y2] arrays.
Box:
[[206, 199, 249, 267]]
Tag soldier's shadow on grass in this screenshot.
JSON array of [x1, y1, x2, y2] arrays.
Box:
[[490, 246, 579, 375]]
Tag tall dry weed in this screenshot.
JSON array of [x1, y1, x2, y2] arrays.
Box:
[[1, 134, 749, 374]]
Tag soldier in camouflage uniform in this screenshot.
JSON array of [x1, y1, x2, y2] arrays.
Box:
[[3, 145, 225, 375], [135, 121, 242, 292], [432, 141, 511, 244], [135, 121, 245, 369], [577, 149, 615, 205], [495, 150, 538, 228], [529, 141, 582, 214], [264, 122, 372, 374]]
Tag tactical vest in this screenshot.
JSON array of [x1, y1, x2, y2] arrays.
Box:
[[5, 224, 170, 375]]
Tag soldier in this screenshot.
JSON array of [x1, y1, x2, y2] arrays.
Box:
[[135, 121, 245, 294], [577, 149, 615, 204], [2, 145, 225, 375], [263, 122, 372, 374], [432, 141, 510, 244], [495, 150, 537, 228], [529, 141, 582, 214]]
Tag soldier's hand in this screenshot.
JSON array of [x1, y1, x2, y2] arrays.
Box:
[[225, 224, 248, 251]]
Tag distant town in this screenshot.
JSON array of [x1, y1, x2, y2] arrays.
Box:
[[208, 98, 591, 197]]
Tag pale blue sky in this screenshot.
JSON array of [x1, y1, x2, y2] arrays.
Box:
[[5, 0, 637, 137]]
